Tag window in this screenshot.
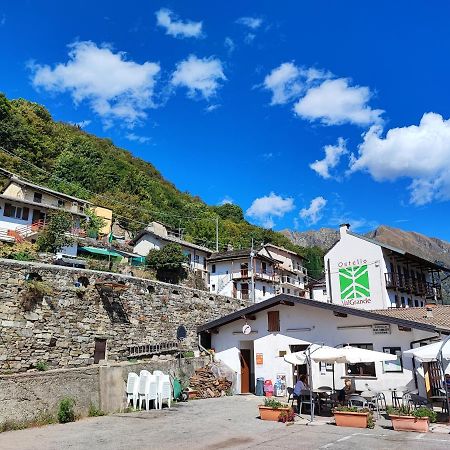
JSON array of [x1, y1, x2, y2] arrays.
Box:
[[267, 311, 280, 332], [33, 192, 42, 203], [287, 288, 291, 294], [211, 284, 216, 292], [194, 254, 200, 263], [262, 262, 267, 274], [262, 286, 266, 296], [211, 264, 216, 273], [401, 296, 405, 307], [346, 344, 376, 377], [382, 347, 403, 373], [203, 257, 207, 270], [322, 289, 327, 296], [3, 203, 29, 220], [414, 299, 419, 307], [58, 199, 65, 207]]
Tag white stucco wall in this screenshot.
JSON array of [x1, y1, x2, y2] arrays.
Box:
[[210, 302, 436, 398]]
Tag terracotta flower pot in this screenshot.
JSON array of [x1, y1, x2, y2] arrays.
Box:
[[188, 390, 198, 400], [389, 415, 429, 432], [258, 406, 291, 421], [333, 411, 369, 428]]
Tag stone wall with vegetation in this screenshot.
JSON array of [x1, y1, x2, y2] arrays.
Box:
[[0, 259, 247, 374], [0, 357, 207, 425]]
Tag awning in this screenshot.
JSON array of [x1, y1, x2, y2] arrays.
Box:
[[403, 340, 450, 362], [79, 246, 123, 258]]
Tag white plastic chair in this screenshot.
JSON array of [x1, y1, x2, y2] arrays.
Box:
[[137, 371, 150, 410], [158, 374, 172, 409], [126, 372, 139, 408], [146, 374, 159, 410]]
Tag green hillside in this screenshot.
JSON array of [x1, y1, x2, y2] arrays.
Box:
[[0, 93, 325, 278]]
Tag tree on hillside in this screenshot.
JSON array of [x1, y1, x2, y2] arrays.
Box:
[[303, 246, 325, 280], [146, 243, 188, 284], [36, 211, 74, 253], [81, 208, 106, 238], [212, 203, 244, 222]]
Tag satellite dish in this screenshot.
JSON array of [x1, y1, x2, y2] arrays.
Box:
[[177, 325, 187, 342], [242, 323, 252, 335]]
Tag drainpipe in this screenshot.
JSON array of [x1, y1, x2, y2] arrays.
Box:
[[198, 334, 214, 364], [409, 334, 441, 389]]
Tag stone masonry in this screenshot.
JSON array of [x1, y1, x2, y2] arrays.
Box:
[[0, 259, 248, 373]]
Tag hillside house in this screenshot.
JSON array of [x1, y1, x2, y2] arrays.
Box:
[[198, 295, 450, 398], [131, 221, 212, 278], [308, 278, 328, 302], [0, 172, 113, 254], [207, 244, 308, 302], [324, 224, 447, 310]]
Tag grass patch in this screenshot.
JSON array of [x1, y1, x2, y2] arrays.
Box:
[[88, 404, 106, 417]]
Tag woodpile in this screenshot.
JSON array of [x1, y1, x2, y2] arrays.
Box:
[[189, 366, 232, 398]]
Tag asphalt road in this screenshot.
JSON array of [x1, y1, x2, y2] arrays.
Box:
[[0, 396, 449, 450]]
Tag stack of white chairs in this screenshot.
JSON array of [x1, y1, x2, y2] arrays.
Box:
[[126, 370, 172, 411], [126, 372, 139, 408], [158, 374, 172, 410]]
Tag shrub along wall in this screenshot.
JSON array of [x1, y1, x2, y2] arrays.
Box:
[[0, 259, 248, 373]]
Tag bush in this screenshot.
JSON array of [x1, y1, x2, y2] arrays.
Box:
[[21, 280, 54, 311], [57, 397, 76, 424], [0, 242, 37, 261], [263, 398, 287, 409], [36, 361, 48, 371], [36, 211, 74, 253], [388, 405, 437, 423], [88, 404, 106, 417]]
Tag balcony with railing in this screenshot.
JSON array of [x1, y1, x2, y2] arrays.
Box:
[[280, 275, 303, 288], [384, 272, 442, 300], [231, 269, 279, 282]]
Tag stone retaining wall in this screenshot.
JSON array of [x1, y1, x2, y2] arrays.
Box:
[[0, 357, 208, 424], [0, 259, 247, 373]]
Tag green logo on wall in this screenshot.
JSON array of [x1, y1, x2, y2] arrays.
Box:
[[339, 265, 370, 301]]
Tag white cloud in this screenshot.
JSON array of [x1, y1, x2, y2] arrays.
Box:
[[204, 104, 220, 113], [155, 8, 202, 39], [220, 196, 233, 205], [171, 55, 226, 99], [126, 133, 151, 143], [236, 17, 263, 29], [350, 112, 450, 205], [299, 196, 327, 225], [69, 119, 91, 129], [246, 192, 295, 228], [294, 78, 384, 126], [224, 37, 235, 55], [30, 41, 160, 127], [310, 137, 347, 179], [262, 63, 383, 127]]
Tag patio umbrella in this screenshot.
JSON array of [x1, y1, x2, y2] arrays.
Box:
[[403, 337, 450, 418]]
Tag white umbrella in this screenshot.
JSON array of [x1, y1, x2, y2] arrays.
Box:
[[403, 340, 450, 362]]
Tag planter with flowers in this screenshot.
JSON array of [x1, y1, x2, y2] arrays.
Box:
[[258, 398, 292, 421], [388, 406, 437, 432], [333, 406, 374, 429]]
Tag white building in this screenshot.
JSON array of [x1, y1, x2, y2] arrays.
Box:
[[207, 249, 278, 302], [132, 221, 212, 277], [324, 224, 446, 310], [198, 295, 450, 399], [308, 278, 328, 302]]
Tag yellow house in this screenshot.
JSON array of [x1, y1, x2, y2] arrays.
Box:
[[93, 206, 113, 236]]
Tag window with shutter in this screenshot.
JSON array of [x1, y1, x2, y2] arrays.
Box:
[[267, 311, 280, 332]]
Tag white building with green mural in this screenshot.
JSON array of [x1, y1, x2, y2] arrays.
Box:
[[324, 224, 446, 310]]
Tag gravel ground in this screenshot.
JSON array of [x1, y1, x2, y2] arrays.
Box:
[[0, 395, 449, 450]]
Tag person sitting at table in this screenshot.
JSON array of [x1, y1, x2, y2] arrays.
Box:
[[444, 374, 450, 391], [293, 374, 309, 397], [338, 378, 355, 403]]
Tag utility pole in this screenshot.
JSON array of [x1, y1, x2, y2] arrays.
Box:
[[215, 216, 219, 252], [250, 238, 256, 303]]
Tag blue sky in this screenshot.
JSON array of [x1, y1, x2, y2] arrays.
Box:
[[2, 1, 450, 240]]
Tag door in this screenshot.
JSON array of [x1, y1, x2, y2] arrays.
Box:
[[424, 361, 442, 397], [94, 338, 107, 364], [32, 209, 46, 224], [241, 283, 249, 300], [240, 349, 251, 393]]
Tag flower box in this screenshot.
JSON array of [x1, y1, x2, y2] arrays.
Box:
[[389, 415, 429, 433], [333, 411, 369, 428], [258, 406, 291, 421]]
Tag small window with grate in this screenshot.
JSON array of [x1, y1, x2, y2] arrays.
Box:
[[267, 310, 280, 332]]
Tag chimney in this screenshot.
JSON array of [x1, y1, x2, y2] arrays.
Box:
[[339, 223, 350, 239], [425, 305, 433, 319]]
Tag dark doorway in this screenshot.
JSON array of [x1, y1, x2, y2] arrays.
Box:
[[289, 344, 309, 383], [94, 338, 107, 364], [240, 349, 251, 393], [32, 209, 46, 224]]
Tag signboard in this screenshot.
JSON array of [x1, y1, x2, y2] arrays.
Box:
[[256, 353, 263, 365], [338, 262, 371, 306], [372, 324, 391, 335]]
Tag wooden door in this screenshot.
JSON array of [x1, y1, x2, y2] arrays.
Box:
[[424, 361, 442, 397], [240, 349, 251, 393], [94, 338, 107, 364]]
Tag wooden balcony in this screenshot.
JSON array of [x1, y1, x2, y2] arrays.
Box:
[[231, 270, 278, 282], [384, 272, 442, 300]]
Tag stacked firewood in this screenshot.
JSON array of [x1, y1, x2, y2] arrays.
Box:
[[189, 366, 232, 398]]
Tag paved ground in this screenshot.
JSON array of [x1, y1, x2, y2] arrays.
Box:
[[1, 396, 450, 450]]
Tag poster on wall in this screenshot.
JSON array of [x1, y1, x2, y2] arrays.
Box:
[[256, 353, 263, 365], [275, 373, 287, 397]]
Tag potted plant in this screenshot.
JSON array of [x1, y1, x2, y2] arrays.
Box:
[[388, 405, 437, 432], [258, 398, 292, 421], [333, 406, 373, 428]]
